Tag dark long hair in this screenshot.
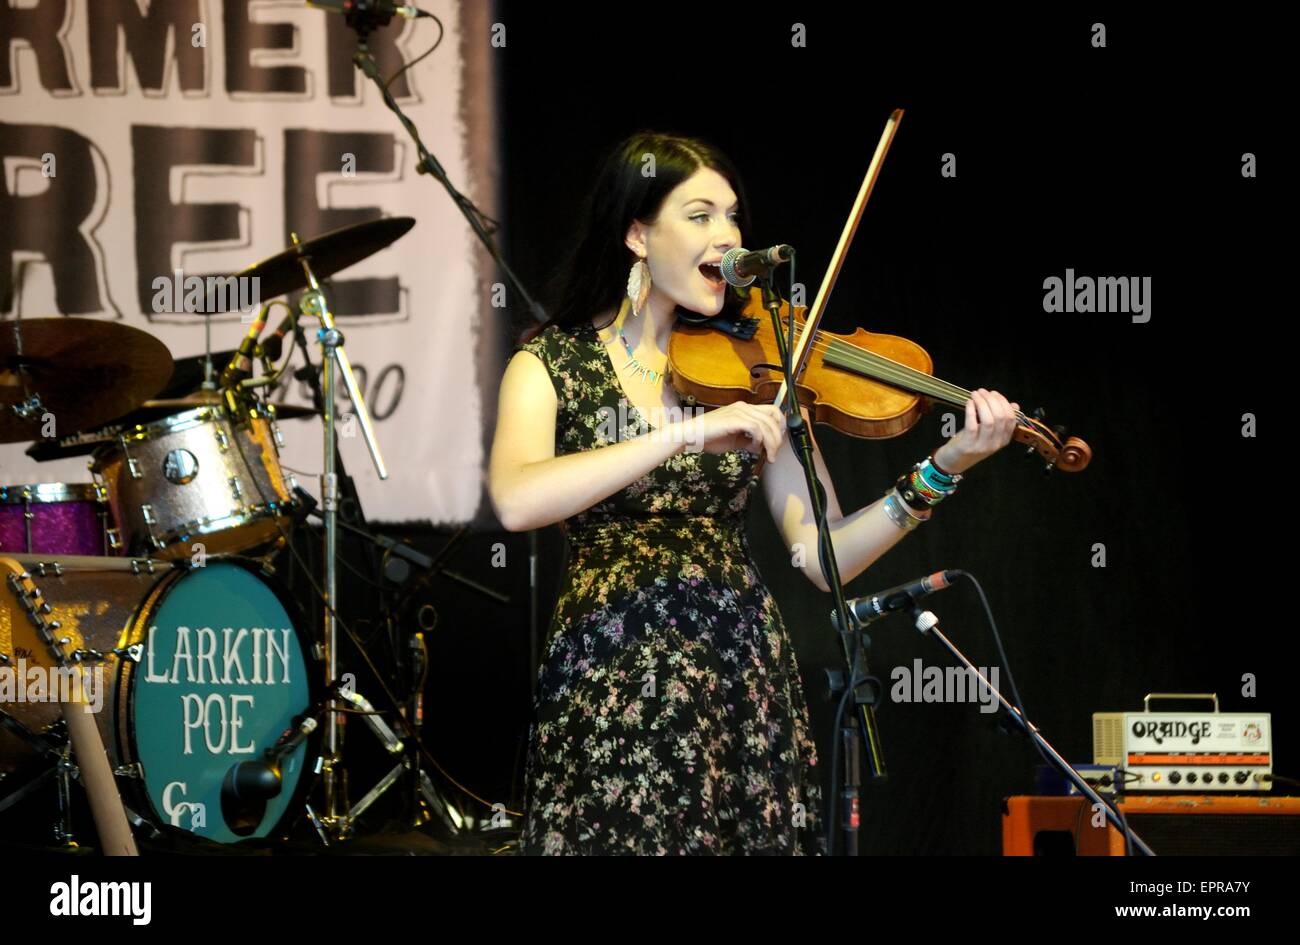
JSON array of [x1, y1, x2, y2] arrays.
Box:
[[521, 131, 753, 344]]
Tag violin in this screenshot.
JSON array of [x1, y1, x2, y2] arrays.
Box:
[[666, 108, 1091, 474], [668, 287, 1091, 472]]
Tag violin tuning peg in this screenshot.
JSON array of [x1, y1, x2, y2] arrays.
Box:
[[1022, 446, 1039, 461], [1031, 406, 1048, 421], [1052, 424, 1068, 440]]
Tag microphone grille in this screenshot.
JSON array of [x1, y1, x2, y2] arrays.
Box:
[[719, 247, 753, 288]]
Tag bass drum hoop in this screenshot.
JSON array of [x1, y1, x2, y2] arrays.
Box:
[[114, 555, 323, 841]]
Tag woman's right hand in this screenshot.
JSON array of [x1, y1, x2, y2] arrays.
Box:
[[673, 402, 786, 462]]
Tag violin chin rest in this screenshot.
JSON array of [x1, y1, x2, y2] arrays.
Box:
[[675, 310, 759, 340]]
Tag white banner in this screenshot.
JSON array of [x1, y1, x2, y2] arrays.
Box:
[[0, 0, 495, 524]]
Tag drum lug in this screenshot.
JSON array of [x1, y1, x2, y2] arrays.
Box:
[[114, 762, 145, 780], [229, 476, 243, 502], [114, 643, 145, 663], [128, 553, 157, 577], [215, 428, 229, 452], [107, 528, 122, 551], [272, 423, 285, 449], [127, 457, 143, 480], [128, 558, 157, 576]]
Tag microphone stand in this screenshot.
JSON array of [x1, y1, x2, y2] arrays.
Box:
[[902, 600, 1155, 855], [756, 271, 885, 857], [345, 9, 545, 324]]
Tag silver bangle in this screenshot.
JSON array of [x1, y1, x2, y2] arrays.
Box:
[[883, 492, 926, 531]]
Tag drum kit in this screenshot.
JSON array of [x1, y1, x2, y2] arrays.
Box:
[[0, 216, 453, 853]]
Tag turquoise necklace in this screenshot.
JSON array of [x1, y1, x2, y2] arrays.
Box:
[[603, 316, 668, 384]]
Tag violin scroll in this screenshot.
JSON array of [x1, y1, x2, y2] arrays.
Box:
[[1014, 409, 1092, 473]]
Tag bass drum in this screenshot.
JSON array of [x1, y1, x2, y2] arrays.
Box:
[[0, 557, 320, 844]]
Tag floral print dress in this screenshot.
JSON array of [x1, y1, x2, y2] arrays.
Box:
[[514, 319, 824, 855]]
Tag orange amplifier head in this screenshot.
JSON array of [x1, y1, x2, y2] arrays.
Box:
[[1093, 693, 1271, 792]]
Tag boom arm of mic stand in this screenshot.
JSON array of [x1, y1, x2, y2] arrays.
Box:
[[350, 40, 547, 325], [909, 605, 1155, 856]]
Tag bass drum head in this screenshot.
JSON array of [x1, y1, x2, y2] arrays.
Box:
[[123, 561, 318, 843]]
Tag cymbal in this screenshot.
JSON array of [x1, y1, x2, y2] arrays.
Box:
[[219, 216, 415, 303], [0, 318, 172, 443]]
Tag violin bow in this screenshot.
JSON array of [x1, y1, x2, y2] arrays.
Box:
[[770, 108, 904, 407], [769, 109, 1091, 473]]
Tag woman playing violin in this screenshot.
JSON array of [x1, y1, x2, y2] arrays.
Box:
[[488, 131, 1020, 855]]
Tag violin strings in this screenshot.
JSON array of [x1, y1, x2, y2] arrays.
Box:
[[763, 318, 1031, 425], [769, 318, 972, 403]]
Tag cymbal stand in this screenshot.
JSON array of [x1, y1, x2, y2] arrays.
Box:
[[289, 236, 388, 840]]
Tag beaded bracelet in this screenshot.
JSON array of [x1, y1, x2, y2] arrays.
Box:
[[899, 456, 963, 510], [883, 453, 963, 531], [917, 455, 962, 491]]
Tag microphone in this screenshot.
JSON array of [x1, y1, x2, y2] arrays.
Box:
[[264, 714, 319, 765], [720, 244, 794, 287], [220, 308, 269, 387], [223, 759, 282, 802], [832, 569, 959, 630], [261, 311, 296, 362], [306, 0, 425, 19], [221, 713, 318, 801]]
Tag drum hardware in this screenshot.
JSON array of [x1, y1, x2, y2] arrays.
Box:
[[231, 222, 396, 841], [0, 558, 139, 855], [221, 222, 468, 839], [296, 495, 496, 833], [10, 394, 43, 419], [0, 722, 64, 829]]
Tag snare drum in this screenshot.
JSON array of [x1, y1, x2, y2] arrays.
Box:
[[0, 556, 320, 843], [0, 483, 119, 556], [92, 403, 298, 559]]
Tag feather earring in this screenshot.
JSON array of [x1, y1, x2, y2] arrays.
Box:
[[626, 256, 651, 317]]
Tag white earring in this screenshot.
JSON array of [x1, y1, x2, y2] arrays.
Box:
[[626, 256, 650, 317]]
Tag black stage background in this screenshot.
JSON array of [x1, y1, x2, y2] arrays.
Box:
[[469, 4, 1291, 855]]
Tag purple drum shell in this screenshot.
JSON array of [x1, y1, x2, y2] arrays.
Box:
[[0, 500, 108, 555]]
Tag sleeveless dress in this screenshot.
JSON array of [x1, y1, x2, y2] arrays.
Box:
[[514, 320, 824, 855]]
